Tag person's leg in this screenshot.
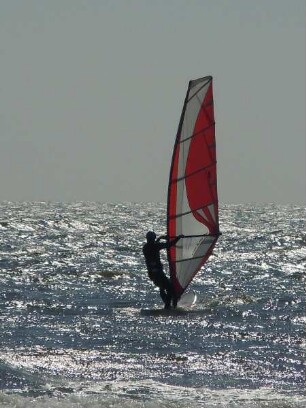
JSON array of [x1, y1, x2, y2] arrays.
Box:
[[159, 288, 170, 308], [153, 269, 174, 309], [172, 294, 178, 308], [162, 276, 174, 309], [164, 278, 178, 308], [152, 274, 168, 307]]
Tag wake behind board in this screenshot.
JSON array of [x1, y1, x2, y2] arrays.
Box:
[[177, 291, 197, 308], [140, 292, 197, 316]]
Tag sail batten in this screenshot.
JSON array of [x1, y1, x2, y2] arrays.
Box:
[[179, 124, 215, 144], [172, 162, 217, 183], [169, 202, 218, 220], [173, 253, 216, 264], [167, 76, 220, 298], [180, 132, 214, 144]]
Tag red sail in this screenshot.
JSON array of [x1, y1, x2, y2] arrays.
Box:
[[167, 76, 220, 297]]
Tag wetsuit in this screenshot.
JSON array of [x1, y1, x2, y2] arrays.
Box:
[[143, 236, 181, 309]]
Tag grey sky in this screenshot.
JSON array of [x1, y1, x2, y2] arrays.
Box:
[[0, 0, 305, 204]]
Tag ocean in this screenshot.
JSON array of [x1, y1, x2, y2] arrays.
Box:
[[0, 202, 305, 407]]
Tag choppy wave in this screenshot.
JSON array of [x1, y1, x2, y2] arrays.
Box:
[[0, 202, 305, 407], [0, 387, 306, 408]]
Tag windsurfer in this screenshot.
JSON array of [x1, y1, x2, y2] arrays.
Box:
[[143, 231, 183, 309]]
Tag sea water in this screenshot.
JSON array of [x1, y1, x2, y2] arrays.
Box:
[[0, 202, 305, 408]]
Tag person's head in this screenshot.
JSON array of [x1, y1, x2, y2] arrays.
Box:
[[146, 231, 156, 243]]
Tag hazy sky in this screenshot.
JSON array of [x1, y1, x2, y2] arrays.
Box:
[[0, 0, 305, 204]]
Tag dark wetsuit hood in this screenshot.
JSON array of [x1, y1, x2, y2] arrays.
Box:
[[146, 231, 156, 243]]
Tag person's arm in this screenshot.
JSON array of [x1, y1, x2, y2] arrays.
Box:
[[156, 235, 184, 249], [156, 234, 167, 242], [169, 235, 184, 247]]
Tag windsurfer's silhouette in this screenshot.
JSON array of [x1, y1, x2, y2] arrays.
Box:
[[143, 231, 183, 309]]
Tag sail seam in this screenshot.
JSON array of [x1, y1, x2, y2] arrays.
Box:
[[173, 252, 214, 264], [187, 78, 211, 102], [180, 123, 215, 144], [169, 203, 216, 219], [172, 162, 216, 183], [187, 83, 207, 102], [189, 76, 212, 90], [180, 233, 220, 238]]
